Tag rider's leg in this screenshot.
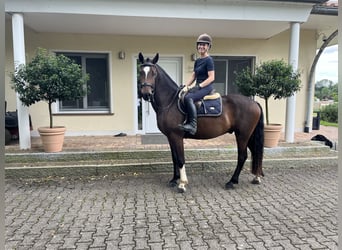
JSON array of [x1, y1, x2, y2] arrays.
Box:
[[179, 97, 197, 135]]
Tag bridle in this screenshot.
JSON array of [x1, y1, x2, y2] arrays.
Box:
[[140, 62, 156, 102], [139, 63, 180, 112]]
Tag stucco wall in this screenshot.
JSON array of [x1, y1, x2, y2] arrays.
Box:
[[5, 20, 317, 135]]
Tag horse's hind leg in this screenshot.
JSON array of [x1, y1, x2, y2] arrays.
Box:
[[225, 136, 248, 189], [248, 141, 263, 185]]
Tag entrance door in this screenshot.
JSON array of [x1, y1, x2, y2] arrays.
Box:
[[142, 57, 182, 133]]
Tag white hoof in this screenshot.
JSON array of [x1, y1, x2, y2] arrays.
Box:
[[178, 183, 186, 193]]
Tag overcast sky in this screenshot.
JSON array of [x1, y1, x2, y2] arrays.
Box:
[[315, 44, 338, 84]]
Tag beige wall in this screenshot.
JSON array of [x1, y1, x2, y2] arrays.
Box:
[[5, 20, 317, 135]]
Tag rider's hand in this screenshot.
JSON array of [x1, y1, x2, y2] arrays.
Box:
[[180, 85, 189, 92]]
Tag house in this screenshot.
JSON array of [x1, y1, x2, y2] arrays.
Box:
[[5, 0, 338, 149]]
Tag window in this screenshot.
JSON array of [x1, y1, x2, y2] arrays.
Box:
[[212, 56, 255, 95], [56, 52, 111, 113]]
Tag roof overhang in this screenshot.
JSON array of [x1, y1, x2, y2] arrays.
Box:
[[5, 0, 337, 40]]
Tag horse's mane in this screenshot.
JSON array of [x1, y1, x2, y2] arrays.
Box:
[[155, 64, 180, 91]]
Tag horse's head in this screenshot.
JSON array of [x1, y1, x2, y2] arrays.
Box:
[[138, 52, 159, 102]]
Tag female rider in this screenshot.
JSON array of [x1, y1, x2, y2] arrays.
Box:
[[179, 33, 215, 135]]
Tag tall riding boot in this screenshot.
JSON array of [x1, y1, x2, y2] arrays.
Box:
[[179, 98, 197, 135]]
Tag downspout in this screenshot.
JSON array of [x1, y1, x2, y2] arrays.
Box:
[[304, 29, 338, 133]]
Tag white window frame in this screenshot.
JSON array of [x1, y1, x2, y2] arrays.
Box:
[[52, 50, 113, 115]]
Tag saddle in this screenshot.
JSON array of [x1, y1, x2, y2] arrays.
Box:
[[178, 89, 222, 117]]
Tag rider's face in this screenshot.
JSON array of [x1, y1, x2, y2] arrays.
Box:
[[197, 43, 209, 54]]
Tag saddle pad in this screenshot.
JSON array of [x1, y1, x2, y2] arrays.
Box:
[[197, 96, 222, 117], [177, 92, 222, 117]]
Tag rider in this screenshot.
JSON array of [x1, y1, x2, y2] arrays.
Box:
[[179, 33, 215, 135]]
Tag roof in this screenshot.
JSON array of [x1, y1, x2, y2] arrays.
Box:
[[311, 0, 338, 15], [5, 0, 337, 40]]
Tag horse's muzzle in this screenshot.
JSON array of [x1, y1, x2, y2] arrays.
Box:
[[140, 82, 154, 101], [142, 92, 152, 101]]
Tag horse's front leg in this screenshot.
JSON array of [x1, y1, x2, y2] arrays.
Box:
[[178, 165, 188, 193], [169, 146, 180, 187], [168, 136, 188, 193]]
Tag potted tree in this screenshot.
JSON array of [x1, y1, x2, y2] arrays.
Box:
[[234, 59, 301, 147], [11, 48, 89, 152]]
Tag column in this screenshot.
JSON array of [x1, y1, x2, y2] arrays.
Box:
[[12, 13, 31, 149], [285, 22, 300, 143]]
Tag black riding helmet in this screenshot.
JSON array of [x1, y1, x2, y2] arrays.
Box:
[[196, 33, 212, 48]]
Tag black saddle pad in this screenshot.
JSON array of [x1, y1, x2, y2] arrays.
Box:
[[197, 96, 222, 117], [178, 94, 222, 117]]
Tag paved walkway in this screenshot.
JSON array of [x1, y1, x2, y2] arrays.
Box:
[[5, 126, 338, 249], [5, 161, 337, 249]]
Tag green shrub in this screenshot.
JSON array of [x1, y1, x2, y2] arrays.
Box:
[[320, 103, 338, 123]]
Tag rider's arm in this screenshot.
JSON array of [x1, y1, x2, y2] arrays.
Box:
[[185, 72, 196, 87], [199, 70, 215, 88]]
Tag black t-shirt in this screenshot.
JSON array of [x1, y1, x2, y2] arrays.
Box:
[[194, 56, 215, 84]]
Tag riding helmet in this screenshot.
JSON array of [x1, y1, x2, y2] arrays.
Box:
[[196, 33, 212, 48]]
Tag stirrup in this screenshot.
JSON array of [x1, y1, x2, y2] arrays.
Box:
[[178, 123, 197, 135]]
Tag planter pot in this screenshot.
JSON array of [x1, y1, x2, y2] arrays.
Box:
[[264, 124, 283, 148], [38, 126, 66, 153]]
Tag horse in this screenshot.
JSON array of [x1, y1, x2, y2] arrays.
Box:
[[138, 52, 264, 193]]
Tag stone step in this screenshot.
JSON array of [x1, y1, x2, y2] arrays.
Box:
[[5, 141, 337, 178]]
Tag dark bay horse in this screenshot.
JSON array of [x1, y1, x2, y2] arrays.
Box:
[[138, 53, 264, 192]]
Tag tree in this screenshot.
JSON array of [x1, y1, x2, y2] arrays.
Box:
[[11, 48, 89, 128], [234, 60, 301, 125], [315, 80, 338, 101]]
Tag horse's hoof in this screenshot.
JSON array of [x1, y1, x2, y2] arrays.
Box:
[[225, 182, 234, 189], [251, 176, 261, 185], [178, 186, 186, 193], [169, 180, 178, 187], [177, 183, 186, 193]]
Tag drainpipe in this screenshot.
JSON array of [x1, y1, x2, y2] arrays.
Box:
[[12, 13, 31, 149], [304, 29, 338, 133], [285, 22, 300, 143]]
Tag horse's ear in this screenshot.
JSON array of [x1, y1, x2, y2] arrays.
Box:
[[152, 53, 159, 64], [138, 52, 144, 64]]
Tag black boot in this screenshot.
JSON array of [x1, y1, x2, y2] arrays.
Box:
[[179, 98, 197, 135]]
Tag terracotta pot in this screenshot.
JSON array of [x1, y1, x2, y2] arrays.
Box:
[[264, 124, 283, 148], [38, 126, 66, 153]]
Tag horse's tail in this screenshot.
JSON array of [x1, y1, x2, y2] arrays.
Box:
[[248, 103, 264, 176]]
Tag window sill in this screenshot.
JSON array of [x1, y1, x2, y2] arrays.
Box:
[[54, 111, 113, 115]]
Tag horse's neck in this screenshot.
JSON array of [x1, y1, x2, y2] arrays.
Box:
[[153, 70, 178, 111]]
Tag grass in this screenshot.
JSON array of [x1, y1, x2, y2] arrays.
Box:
[[320, 120, 338, 127]]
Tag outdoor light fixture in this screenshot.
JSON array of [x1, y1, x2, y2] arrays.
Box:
[[118, 51, 125, 60], [191, 53, 197, 61]]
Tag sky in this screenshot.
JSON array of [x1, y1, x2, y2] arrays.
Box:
[[315, 44, 338, 84]]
